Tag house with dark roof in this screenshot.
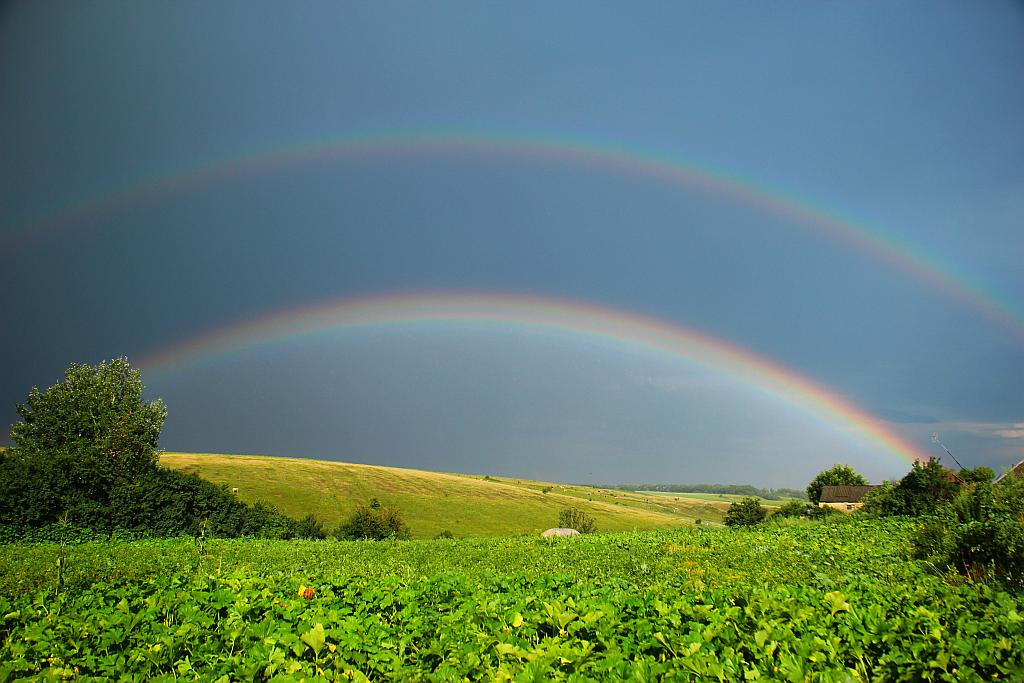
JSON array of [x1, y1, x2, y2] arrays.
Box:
[[995, 459, 1024, 484], [944, 469, 965, 485], [818, 485, 880, 512]]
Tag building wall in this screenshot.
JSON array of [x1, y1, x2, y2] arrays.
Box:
[[820, 501, 864, 512]]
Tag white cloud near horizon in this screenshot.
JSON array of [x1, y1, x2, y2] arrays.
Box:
[[994, 423, 1024, 439]]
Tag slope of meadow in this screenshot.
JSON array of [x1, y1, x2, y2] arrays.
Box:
[[482, 475, 745, 524], [159, 452, 699, 538]]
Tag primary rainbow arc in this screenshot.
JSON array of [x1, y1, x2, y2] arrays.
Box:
[[139, 290, 930, 467]]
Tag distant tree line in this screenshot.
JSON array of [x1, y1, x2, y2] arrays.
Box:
[[613, 483, 807, 501], [0, 359, 324, 542]]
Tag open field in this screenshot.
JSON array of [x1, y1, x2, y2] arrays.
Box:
[[636, 490, 802, 505], [160, 453, 695, 538], [2, 519, 1022, 680], [460, 476, 750, 524]]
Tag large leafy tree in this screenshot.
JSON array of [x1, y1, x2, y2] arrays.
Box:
[[892, 457, 959, 516], [806, 464, 868, 505], [1, 358, 310, 538], [1, 358, 166, 527], [10, 357, 166, 475]]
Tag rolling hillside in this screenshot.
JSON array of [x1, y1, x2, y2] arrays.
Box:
[[159, 452, 736, 538]]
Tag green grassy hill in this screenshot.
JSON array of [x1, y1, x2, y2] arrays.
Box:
[[158, 452, 738, 538], [481, 476, 745, 525]]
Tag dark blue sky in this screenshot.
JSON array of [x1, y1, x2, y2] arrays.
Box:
[[2, 2, 1022, 486]]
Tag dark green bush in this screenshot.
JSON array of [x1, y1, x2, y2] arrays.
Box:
[[858, 482, 902, 517], [807, 505, 841, 520], [896, 458, 960, 516], [725, 497, 767, 527], [294, 514, 327, 540], [0, 523, 111, 545], [771, 500, 808, 519], [859, 458, 961, 518], [958, 466, 995, 483], [558, 508, 597, 534], [913, 477, 1024, 591], [336, 499, 411, 540]]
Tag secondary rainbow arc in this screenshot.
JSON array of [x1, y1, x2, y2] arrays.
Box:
[[138, 291, 930, 467], [6, 131, 1022, 340]]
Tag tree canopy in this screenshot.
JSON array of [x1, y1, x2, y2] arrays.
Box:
[[0, 358, 314, 539], [860, 457, 960, 518], [958, 466, 995, 484], [806, 464, 868, 505], [724, 497, 767, 527], [1, 359, 166, 528], [11, 358, 166, 477]]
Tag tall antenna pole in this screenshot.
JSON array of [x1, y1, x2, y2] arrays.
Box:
[[931, 432, 965, 470]]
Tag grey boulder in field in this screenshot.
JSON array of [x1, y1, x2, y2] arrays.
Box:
[[541, 528, 581, 538]]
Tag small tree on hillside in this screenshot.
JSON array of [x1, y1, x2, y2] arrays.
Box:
[[558, 507, 597, 534], [724, 497, 767, 527], [806, 464, 868, 505], [336, 499, 411, 540]]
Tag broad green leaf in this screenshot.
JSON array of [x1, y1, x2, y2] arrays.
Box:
[[301, 622, 327, 656]]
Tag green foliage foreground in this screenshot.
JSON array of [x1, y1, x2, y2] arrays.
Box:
[[2, 519, 1023, 681], [913, 475, 1024, 591]]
